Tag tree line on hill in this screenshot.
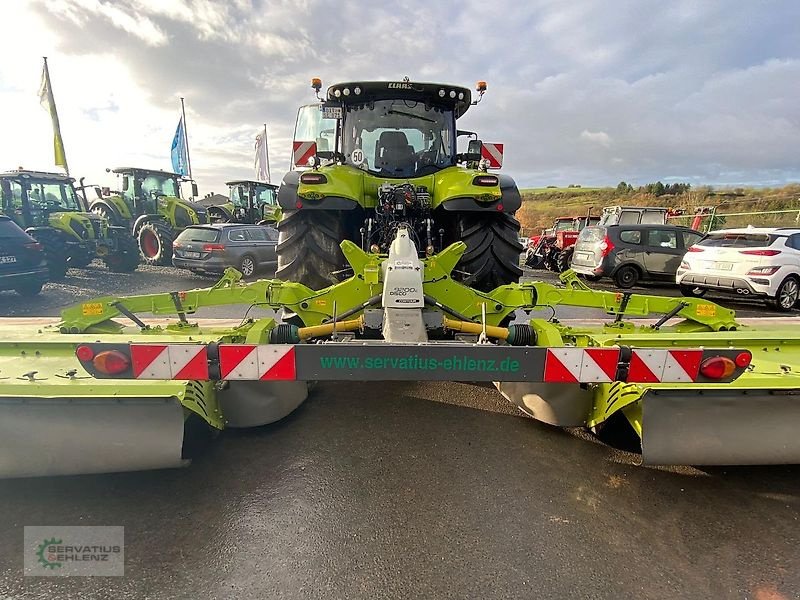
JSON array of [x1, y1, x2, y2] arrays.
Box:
[[616, 181, 692, 196]]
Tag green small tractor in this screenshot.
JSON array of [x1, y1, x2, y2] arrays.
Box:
[[208, 180, 280, 224], [88, 167, 207, 266], [0, 170, 139, 279], [276, 79, 523, 291]]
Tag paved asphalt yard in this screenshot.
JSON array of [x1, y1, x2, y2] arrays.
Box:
[[0, 263, 797, 599]]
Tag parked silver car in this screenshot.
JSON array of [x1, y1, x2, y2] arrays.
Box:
[[172, 223, 277, 278]]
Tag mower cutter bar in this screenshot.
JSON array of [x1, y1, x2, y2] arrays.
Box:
[[75, 342, 750, 384]]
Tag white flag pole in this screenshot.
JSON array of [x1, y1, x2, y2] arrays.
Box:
[[263, 124, 271, 183], [180, 97, 193, 180]]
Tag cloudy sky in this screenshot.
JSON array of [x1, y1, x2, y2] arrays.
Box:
[[1, 0, 798, 195]]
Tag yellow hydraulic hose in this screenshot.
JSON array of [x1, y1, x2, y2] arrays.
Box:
[[297, 316, 364, 341], [442, 316, 509, 341]]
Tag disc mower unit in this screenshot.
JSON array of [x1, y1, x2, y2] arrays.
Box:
[[90, 167, 207, 265], [0, 221, 797, 478], [0, 170, 139, 279]]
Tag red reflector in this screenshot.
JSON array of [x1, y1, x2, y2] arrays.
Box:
[[202, 243, 225, 252], [686, 246, 704, 253], [93, 350, 131, 375], [76, 345, 95, 361], [473, 175, 498, 186], [295, 201, 303, 209], [300, 173, 328, 184], [699, 356, 736, 380], [735, 351, 752, 368], [496, 203, 504, 211], [739, 249, 781, 256]]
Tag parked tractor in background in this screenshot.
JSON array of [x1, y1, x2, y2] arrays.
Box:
[[275, 78, 523, 292], [88, 168, 207, 266], [0, 170, 139, 278], [525, 213, 600, 271], [208, 180, 280, 224]]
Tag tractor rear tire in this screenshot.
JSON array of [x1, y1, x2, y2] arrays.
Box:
[[27, 228, 68, 281], [15, 281, 44, 297], [276, 210, 348, 289], [137, 221, 174, 266], [555, 248, 573, 272], [454, 212, 523, 292], [104, 231, 140, 272]]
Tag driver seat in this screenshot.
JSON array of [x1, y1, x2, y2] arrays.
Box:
[[375, 131, 414, 172]]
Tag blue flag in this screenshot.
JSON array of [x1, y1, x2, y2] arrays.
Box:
[[170, 117, 188, 175]]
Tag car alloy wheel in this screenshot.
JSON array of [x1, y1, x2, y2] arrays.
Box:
[[778, 277, 799, 309], [240, 255, 255, 277]]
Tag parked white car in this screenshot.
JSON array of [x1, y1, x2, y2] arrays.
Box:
[[676, 227, 800, 310]]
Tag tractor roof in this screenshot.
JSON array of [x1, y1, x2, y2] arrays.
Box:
[[111, 167, 183, 178], [225, 180, 279, 188], [327, 81, 473, 118], [0, 169, 73, 183]]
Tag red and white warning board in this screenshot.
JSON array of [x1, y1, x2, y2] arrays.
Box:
[[627, 349, 703, 383], [292, 141, 317, 167], [543, 348, 620, 383], [480, 142, 504, 169], [131, 344, 209, 380], [218, 344, 296, 381]]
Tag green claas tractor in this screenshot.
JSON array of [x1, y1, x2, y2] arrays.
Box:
[[276, 79, 523, 291], [88, 167, 207, 266], [0, 170, 139, 279], [208, 180, 280, 224]]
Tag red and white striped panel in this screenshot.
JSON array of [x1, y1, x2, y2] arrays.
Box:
[[480, 142, 504, 168], [292, 141, 317, 167], [218, 344, 296, 381], [543, 348, 620, 383], [627, 349, 702, 383], [130, 344, 209, 380]]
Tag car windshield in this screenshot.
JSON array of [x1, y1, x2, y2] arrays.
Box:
[[341, 100, 455, 178], [26, 181, 83, 211], [699, 232, 776, 248], [140, 174, 180, 198], [176, 227, 219, 243]]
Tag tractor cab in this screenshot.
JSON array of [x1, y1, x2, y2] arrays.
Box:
[[110, 168, 190, 215], [0, 170, 87, 228], [225, 180, 279, 223], [292, 80, 485, 178]]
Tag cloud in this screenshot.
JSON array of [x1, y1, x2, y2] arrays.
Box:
[[0, 0, 798, 195]]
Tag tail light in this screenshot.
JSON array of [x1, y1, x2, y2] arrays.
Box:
[[93, 350, 131, 375], [300, 173, 327, 184], [472, 175, 498, 186], [680, 260, 690, 269], [699, 356, 736, 380], [740, 249, 781, 256], [203, 243, 225, 252], [686, 246, 704, 253], [599, 236, 614, 257], [747, 266, 780, 276]]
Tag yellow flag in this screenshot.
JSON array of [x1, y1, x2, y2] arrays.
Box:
[[38, 58, 69, 174]]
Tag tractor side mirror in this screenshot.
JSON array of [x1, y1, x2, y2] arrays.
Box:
[[101, 186, 110, 196], [465, 139, 483, 162], [191, 182, 199, 198]]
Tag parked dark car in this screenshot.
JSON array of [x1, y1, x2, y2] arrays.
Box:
[[172, 223, 278, 278], [570, 224, 703, 288], [0, 215, 49, 296]]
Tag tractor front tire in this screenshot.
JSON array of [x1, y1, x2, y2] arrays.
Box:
[[555, 248, 573, 272], [104, 231, 140, 272], [454, 212, 523, 291], [27, 228, 68, 281], [276, 210, 348, 289], [137, 221, 174, 266], [91, 204, 119, 226]]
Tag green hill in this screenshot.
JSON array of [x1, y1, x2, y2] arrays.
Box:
[[517, 184, 800, 236]]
